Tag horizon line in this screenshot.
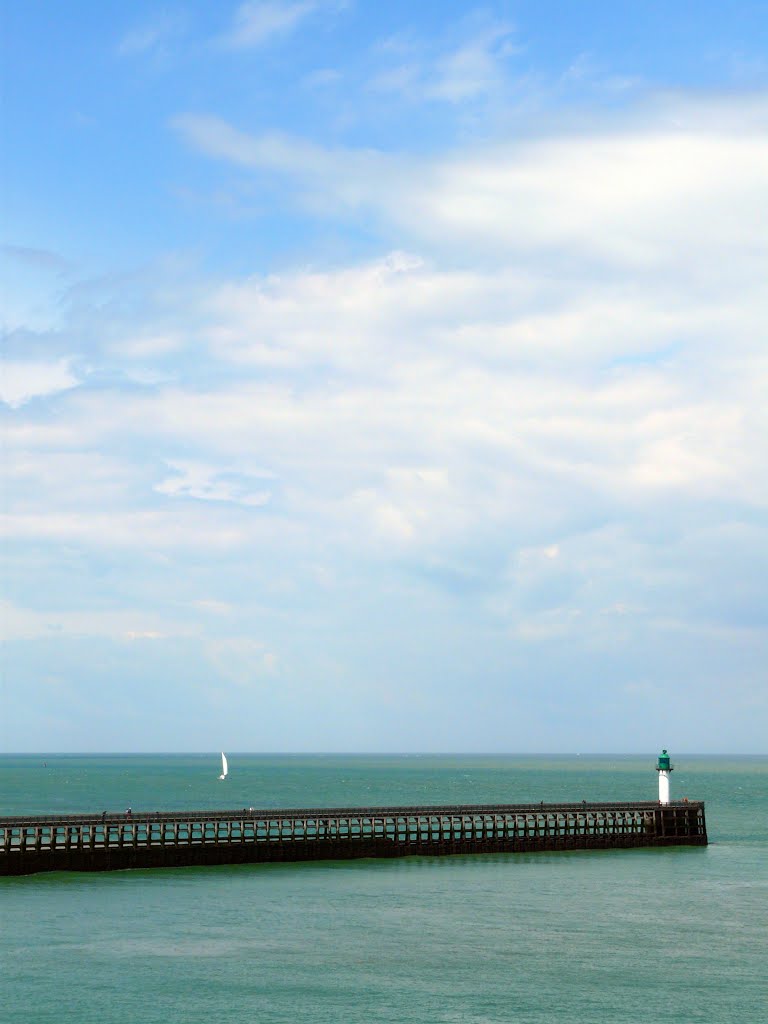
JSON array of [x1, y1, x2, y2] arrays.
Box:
[[2, 750, 765, 758]]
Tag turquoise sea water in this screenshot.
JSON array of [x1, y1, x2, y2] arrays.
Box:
[[1, 754, 766, 1024]]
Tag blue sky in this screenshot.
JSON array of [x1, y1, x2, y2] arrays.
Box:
[[1, 1, 767, 753]]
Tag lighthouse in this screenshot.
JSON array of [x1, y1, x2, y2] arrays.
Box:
[[656, 749, 673, 804]]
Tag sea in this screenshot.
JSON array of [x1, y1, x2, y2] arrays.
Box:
[[1, 754, 765, 1024]]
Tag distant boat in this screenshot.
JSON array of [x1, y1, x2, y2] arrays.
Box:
[[219, 752, 228, 780]]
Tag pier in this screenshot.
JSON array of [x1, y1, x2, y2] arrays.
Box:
[[0, 800, 706, 875]]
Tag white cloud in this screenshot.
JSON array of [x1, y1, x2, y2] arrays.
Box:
[[221, 1, 317, 49], [369, 20, 520, 105], [203, 637, 278, 687], [175, 95, 768, 276], [4, 94, 767, 724], [0, 358, 80, 408], [192, 599, 234, 615], [0, 600, 189, 642], [426, 25, 519, 102], [173, 113, 375, 185], [407, 131, 768, 266], [1, 244, 71, 273], [0, 507, 263, 551], [117, 13, 186, 58], [303, 67, 343, 89], [155, 460, 273, 507], [4, 207, 764, 561], [111, 333, 183, 358]]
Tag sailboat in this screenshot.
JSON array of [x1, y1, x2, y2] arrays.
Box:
[[219, 752, 228, 780]]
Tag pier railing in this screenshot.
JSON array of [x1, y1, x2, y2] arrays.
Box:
[[0, 800, 707, 876]]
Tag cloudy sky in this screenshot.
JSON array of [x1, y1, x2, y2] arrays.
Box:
[[2, 1, 766, 753]]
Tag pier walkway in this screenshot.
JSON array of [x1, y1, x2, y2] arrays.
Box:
[[0, 800, 707, 875]]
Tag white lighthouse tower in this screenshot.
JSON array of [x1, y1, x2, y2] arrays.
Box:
[[656, 749, 673, 804]]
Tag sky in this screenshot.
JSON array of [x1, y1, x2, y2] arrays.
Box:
[[1, 1, 767, 754]]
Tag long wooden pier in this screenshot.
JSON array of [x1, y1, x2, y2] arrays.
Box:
[[0, 800, 706, 875]]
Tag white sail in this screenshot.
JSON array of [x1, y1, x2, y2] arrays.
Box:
[[219, 752, 228, 780]]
